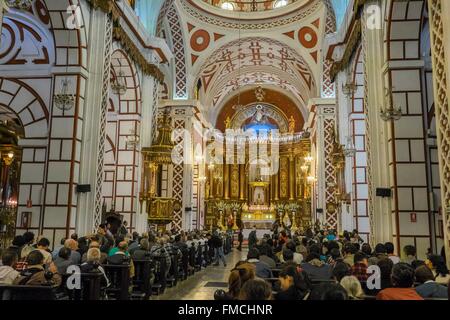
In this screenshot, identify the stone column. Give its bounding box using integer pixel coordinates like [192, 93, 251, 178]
[77, 8, 113, 235]
[314, 100, 337, 229]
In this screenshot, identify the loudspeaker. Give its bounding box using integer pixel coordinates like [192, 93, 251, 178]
[376, 188, 392, 198]
[76, 184, 91, 193]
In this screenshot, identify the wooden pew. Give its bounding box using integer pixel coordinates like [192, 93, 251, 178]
[64, 271, 103, 300]
[131, 259, 154, 300]
[152, 256, 168, 295]
[0, 285, 56, 300]
[103, 264, 130, 300]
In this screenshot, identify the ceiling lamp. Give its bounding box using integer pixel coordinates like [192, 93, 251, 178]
[111, 70, 127, 96]
[343, 136, 356, 157]
[54, 79, 75, 111]
[380, 88, 402, 121]
[221, 1, 234, 10]
[273, 0, 288, 9]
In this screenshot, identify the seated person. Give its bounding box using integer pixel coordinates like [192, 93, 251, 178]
[276, 263, 311, 300]
[132, 239, 151, 260]
[53, 247, 73, 274]
[340, 276, 364, 300]
[238, 278, 272, 300]
[351, 252, 369, 282]
[107, 241, 135, 278]
[376, 263, 423, 300]
[224, 262, 255, 300]
[0, 249, 20, 284]
[81, 241, 107, 264]
[258, 245, 276, 269]
[64, 239, 81, 265]
[426, 254, 450, 286]
[309, 282, 348, 300]
[301, 253, 332, 281]
[332, 261, 351, 282]
[402, 245, 417, 266]
[35, 237, 52, 265]
[280, 249, 295, 268]
[246, 248, 273, 279]
[414, 265, 448, 299]
[13, 251, 61, 287]
[81, 248, 110, 288]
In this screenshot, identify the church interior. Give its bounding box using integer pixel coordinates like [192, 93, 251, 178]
[0, 0, 449, 302]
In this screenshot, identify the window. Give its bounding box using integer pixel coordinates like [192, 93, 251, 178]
[273, 0, 288, 9]
[221, 1, 234, 10]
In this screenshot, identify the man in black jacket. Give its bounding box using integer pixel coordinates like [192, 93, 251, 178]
[207, 232, 226, 267]
[248, 226, 257, 250]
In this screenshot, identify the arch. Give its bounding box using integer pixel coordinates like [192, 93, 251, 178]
[0, 78, 49, 139]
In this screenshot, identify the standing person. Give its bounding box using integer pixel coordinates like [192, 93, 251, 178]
[208, 232, 226, 267]
[248, 225, 257, 250]
[237, 229, 244, 251]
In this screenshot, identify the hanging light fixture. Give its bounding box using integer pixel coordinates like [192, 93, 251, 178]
[343, 136, 356, 157]
[54, 79, 75, 111]
[5, 0, 33, 10]
[380, 88, 402, 121]
[111, 70, 127, 96]
[342, 66, 357, 98]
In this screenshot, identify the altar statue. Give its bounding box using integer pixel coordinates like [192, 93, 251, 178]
[225, 116, 232, 129]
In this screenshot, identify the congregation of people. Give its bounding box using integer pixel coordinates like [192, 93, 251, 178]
[217, 226, 450, 301]
[0, 222, 233, 300]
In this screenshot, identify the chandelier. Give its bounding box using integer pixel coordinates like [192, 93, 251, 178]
[54, 79, 75, 111]
[380, 88, 402, 121]
[342, 68, 357, 98]
[125, 129, 140, 148]
[111, 70, 127, 96]
[5, 0, 33, 10]
[343, 136, 356, 157]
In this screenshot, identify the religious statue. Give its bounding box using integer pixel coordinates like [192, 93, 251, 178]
[224, 116, 232, 129]
[289, 116, 295, 134]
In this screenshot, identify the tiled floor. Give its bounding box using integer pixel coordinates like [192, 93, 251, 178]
[152, 248, 247, 300]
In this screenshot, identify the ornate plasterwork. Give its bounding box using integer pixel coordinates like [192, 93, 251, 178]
[180, 0, 321, 30]
[230, 103, 289, 132]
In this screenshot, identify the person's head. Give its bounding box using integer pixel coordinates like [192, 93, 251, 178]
[340, 276, 364, 299]
[118, 241, 128, 252]
[411, 259, 425, 270]
[354, 252, 368, 266]
[316, 283, 348, 300]
[305, 252, 320, 263]
[26, 250, 44, 266]
[253, 225, 256, 231]
[377, 258, 394, 283]
[228, 263, 256, 298]
[70, 233, 78, 241]
[22, 231, 35, 245]
[60, 237, 66, 245]
[374, 243, 387, 255]
[391, 263, 415, 288]
[361, 243, 372, 256]
[132, 231, 139, 241]
[140, 238, 150, 251]
[426, 254, 449, 276]
[343, 243, 357, 256]
[37, 237, 50, 249]
[1, 249, 18, 267]
[58, 247, 72, 260]
[282, 249, 294, 262]
[332, 261, 351, 282]
[64, 239, 78, 251]
[330, 248, 341, 260]
[308, 244, 321, 255]
[86, 248, 101, 263]
[278, 263, 310, 295]
[285, 241, 296, 252]
[247, 248, 260, 260]
[403, 245, 416, 257]
[12, 235, 25, 247]
[385, 242, 395, 255]
[238, 278, 272, 300]
[89, 241, 100, 249]
[414, 265, 435, 284]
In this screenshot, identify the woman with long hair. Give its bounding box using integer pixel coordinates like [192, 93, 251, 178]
[276, 262, 311, 300]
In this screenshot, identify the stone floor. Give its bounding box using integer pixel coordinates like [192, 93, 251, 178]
[152, 248, 247, 300]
